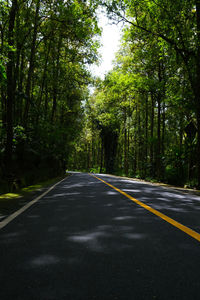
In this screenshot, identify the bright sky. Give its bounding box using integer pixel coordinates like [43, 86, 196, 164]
[90, 12, 122, 79]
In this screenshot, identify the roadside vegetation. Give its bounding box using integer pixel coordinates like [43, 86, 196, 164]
[0, 175, 66, 218]
[68, 0, 200, 189]
[0, 0, 100, 192]
[1, 0, 200, 193]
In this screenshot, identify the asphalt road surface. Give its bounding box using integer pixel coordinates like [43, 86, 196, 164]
[0, 172, 200, 300]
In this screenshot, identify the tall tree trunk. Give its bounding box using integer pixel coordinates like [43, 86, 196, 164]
[37, 40, 51, 110]
[24, 0, 40, 126]
[157, 95, 161, 179]
[102, 128, 118, 174]
[0, 9, 6, 125]
[156, 62, 162, 180]
[5, 0, 18, 183]
[51, 36, 62, 122]
[124, 107, 128, 176]
[44, 81, 49, 119]
[13, 8, 21, 125]
[161, 101, 165, 156]
[150, 92, 155, 176]
[195, 0, 200, 187]
[87, 143, 90, 170]
[91, 123, 95, 167]
[18, 49, 25, 123]
[137, 103, 141, 174]
[127, 112, 130, 173]
[145, 94, 148, 176]
[100, 139, 103, 173]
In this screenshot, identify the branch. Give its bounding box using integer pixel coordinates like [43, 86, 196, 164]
[114, 13, 195, 60]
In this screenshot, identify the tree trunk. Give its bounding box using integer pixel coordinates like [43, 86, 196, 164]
[5, 0, 18, 183]
[145, 94, 148, 176]
[157, 95, 161, 179]
[156, 62, 162, 180]
[24, 0, 40, 126]
[37, 39, 51, 109]
[100, 139, 103, 173]
[102, 128, 118, 174]
[124, 107, 128, 176]
[195, 0, 200, 187]
[137, 103, 141, 174]
[44, 81, 48, 118]
[51, 36, 62, 122]
[161, 101, 165, 156]
[13, 8, 21, 125]
[150, 92, 155, 176]
[18, 49, 25, 123]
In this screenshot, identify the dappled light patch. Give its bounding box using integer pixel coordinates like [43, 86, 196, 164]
[124, 233, 146, 240]
[46, 193, 69, 198]
[26, 214, 40, 219]
[68, 232, 106, 243]
[30, 255, 61, 267]
[67, 223, 147, 253]
[1, 173, 200, 300]
[62, 183, 85, 189]
[160, 192, 187, 199]
[113, 216, 136, 221]
[103, 176, 200, 209]
[48, 226, 59, 233]
[95, 174, 200, 233]
[156, 197, 172, 202]
[0, 193, 21, 199]
[65, 192, 81, 196]
[104, 203, 113, 207]
[123, 189, 141, 193]
[0, 177, 66, 222]
[106, 190, 118, 195]
[0, 230, 28, 245]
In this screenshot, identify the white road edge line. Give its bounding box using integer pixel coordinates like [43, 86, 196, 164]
[0, 176, 68, 230]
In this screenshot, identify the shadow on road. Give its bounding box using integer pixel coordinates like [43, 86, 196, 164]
[1, 173, 200, 300]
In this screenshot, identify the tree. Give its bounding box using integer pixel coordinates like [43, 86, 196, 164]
[0, 0, 100, 191]
[102, 0, 200, 186]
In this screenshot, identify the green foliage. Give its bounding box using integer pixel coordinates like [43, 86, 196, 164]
[0, 0, 101, 191]
[70, 0, 200, 188]
[1, 0, 200, 189]
[0, 60, 6, 83]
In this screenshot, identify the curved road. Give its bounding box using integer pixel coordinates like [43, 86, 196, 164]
[0, 172, 200, 300]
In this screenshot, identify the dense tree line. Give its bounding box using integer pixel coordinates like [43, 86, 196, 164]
[1, 0, 200, 192]
[0, 0, 100, 192]
[71, 0, 200, 188]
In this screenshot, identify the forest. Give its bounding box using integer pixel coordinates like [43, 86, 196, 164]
[1, 0, 200, 193]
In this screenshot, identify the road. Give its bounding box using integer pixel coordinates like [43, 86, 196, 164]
[0, 172, 200, 300]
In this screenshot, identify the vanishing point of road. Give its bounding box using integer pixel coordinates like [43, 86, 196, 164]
[0, 172, 200, 300]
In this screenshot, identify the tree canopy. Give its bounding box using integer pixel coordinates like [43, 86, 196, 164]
[69, 0, 200, 188]
[0, 0, 100, 191]
[1, 0, 200, 191]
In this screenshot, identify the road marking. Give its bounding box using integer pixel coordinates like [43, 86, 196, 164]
[0, 176, 69, 230]
[93, 175, 200, 243]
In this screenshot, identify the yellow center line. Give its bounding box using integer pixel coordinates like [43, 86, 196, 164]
[93, 175, 200, 243]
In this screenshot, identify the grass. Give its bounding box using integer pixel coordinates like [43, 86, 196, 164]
[0, 175, 66, 220]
